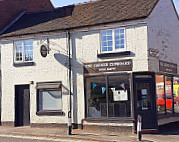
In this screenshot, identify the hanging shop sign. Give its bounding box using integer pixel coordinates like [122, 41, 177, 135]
[84, 59, 133, 74]
[159, 60, 177, 74]
[40, 45, 48, 57]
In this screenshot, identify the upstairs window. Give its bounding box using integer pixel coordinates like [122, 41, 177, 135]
[14, 40, 33, 62]
[101, 28, 125, 52]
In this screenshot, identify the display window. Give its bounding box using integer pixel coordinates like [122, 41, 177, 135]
[156, 75, 165, 114]
[156, 75, 179, 115]
[165, 76, 173, 114]
[85, 74, 131, 118]
[173, 77, 179, 113]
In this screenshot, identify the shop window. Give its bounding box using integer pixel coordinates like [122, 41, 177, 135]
[173, 77, 179, 113]
[86, 76, 107, 118]
[101, 28, 125, 53]
[165, 76, 173, 114]
[85, 74, 131, 118]
[108, 75, 131, 117]
[14, 40, 33, 63]
[36, 82, 64, 116]
[156, 75, 165, 114]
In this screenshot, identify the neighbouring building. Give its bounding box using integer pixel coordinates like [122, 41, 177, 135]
[0, 0, 54, 33]
[0, 0, 53, 125]
[0, 0, 179, 133]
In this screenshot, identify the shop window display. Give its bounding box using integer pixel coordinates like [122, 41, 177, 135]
[156, 75, 165, 114]
[86, 76, 107, 118]
[85, 74, 131, 118]
[173, 77, 179, 113]
[108, 75, 131, 117]
[165, 76, 173, 114]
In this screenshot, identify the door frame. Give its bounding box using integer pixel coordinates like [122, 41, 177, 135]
[132, 72, 158, 131]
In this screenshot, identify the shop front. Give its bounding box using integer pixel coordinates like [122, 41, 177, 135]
[83, 59, 158, 132]
[155, 60, 179, 125]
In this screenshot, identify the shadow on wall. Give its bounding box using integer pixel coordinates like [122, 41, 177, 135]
[54, 36, 84, 125]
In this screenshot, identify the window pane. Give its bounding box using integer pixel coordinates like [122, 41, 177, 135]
[108, 75, 131, 117]
[120, 29, 124, 33]
[101, 30, 113, 52]
[16, 53, 20, 61]
[156, 75, 165, 114]
[108, 47, 112, 51]
[108, 41, 113, 46]
[174, 77, 179, 113]
[15, 41, 23, 46]
[102, 42, 107, 47]
[165, 76, 172, 114]
[120, 34, 124, 38]
[102, 36, 107, 41]
[107, 30, 112, 35]
[25, 52, 29, 61]
[101, 31, 106, 36]
[115, 45, 119, 49]
[107, 36, 112, 40]
[121, 39, 125, 44]
[85, 76, 107, 118]
[115, 29, 125, 50]
[115, 30, 119, 35]
[24, 40, 33, 61]
[115, 36, 119, 40]
[24, 40, 33, 46]
[15, 43, 23, 61]
[29, 52, 33, 61]
[115, 41, 120, 45]
[136, 83, 152, 111]
[39, 90, 62, 111]
[119, 45, 124, 49]
[102, 47, 107, 51]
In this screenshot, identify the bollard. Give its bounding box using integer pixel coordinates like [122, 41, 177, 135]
[67, 111, 72, 135]
[137, 115, 142, 141]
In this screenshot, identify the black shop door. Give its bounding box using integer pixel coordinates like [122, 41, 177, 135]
[133, 73, 158, 131]
[15, 85, 30, 126]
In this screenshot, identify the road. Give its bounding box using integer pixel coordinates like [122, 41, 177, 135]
[0, 137, 52, 142]
[0, 135, 85, 142]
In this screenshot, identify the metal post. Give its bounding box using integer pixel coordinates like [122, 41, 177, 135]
[67, 31, 72, 135]
[137, 115, 142, 141]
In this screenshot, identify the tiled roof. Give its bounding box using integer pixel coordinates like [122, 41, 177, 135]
[1, 0, 159, 38]
[0, 0, 54, 32]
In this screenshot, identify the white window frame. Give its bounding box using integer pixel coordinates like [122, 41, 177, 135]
[14, 39, 34, 63]
[100, 28, 126, 53]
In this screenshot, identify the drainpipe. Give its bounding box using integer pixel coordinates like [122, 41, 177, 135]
[67, 31, 72, 135]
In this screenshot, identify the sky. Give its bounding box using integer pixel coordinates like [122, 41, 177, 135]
[174, 0, 179, 13]
[50, 0, 179, 14]
[50, 0, 91, 7]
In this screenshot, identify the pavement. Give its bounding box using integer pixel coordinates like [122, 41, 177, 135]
[0, 126, 179, 142]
